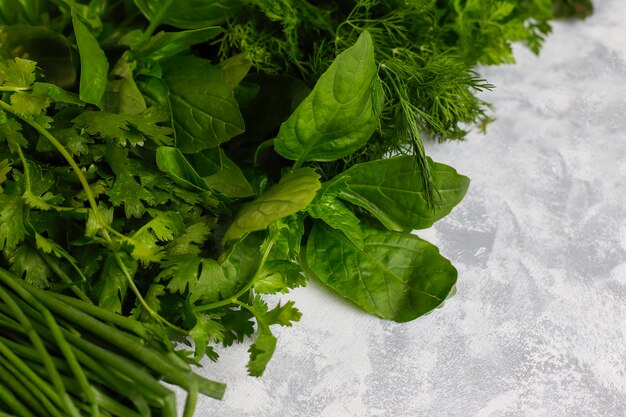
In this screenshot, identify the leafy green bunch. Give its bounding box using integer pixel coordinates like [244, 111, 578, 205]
[0, 1, 591, 415]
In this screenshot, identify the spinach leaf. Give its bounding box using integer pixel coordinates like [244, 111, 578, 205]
[274, 31, 379, 166]
[306, 222, 457, 322]
[134, 0, 244, 29]
[224, 168, 321, 241]
[161, 56, 244, 153]
[71, 10, 109, 108]
[156, 146, 209, 191]
[308, 193, 364, 249]
[334, 156, 470, 231]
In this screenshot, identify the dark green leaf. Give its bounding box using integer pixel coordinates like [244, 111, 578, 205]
[161, 56, 244, 153]
[0, 193, 25, 250]
[8, 243, 51, 287]
[95, 251, 138, 313]
[335, 156, 470, 231]
[156, 146, 209, 191]
[306, 222, 457, 322]
[0, 25, 75, 87]
[187, 148, 254, 198]
[72, 10, 109, 107]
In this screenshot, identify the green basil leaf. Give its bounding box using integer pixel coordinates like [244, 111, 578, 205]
[161, 56, 244, 153]
[306, 222, 457, 322]
[132, 27, 222, 62]
[134, 0, 244, 29]
[274, 31, 378, 165]
[308, 194, 364, 249]
[335, 156, 470, 231]
[217, 53, 251, 88]
[156, 146, 209, 191]
[71, 10, 109, 108]
[224, 168, 321, 241]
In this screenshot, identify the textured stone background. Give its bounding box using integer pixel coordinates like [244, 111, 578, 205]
[193, 2, 626, 415]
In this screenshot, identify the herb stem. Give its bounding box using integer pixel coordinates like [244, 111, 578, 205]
[195, 232, 279, 313]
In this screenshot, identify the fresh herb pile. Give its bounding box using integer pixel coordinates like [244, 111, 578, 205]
[0, 1, 590, 415]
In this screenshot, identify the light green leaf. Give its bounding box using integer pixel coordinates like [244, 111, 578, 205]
[32, 83, 83, 105]
[0, 57, 36, 88]
[263, 300, 302, 327]
[161, 56, 244, 153]
[190, 314, 225, 361]
[334, 156, 470, 231]
[306, 222, 457, 322]
[274, 31, 379, 165]
[247, 332, 276, 377]
[308, 193, 364, 249]
[134, 0, 244, 29]
[224, 168, 321, 241]
[10, 92, 50, 117]
[217, 53, 251, 88]
[72, 10, 109, 107]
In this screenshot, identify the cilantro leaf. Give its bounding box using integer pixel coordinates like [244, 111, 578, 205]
[0, 58, 37, 88]
[247, 332, 277, 377]
[107, 173, 155, 218]
[0, 193, 26, 250]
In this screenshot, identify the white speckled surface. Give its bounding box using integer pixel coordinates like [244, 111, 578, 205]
[193, 3, 626, 416]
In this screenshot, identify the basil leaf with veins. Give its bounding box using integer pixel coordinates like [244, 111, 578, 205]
[161, 56, 244, 153]
[333, 156, 470, 231]
[224, 168, 321, 241]
[305, 221, 457, 322]
[274, 31, 379, 166]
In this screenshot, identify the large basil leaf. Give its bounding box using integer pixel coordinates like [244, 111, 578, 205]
[224, 169, 321, 241]
[134, 0, 243, 29]
[335, 156, 469, 231]
[274, 31, 378, 165]
[306, 222, 457, 322]
[161, 56, 244, 153]
[72, 10, 108, 108]
[131, 27, 222, 62]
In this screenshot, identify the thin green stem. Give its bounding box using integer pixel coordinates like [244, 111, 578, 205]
[143, 0, 174, 37]
[195, 232, 279, 313]
[0, 286, 79, 417]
